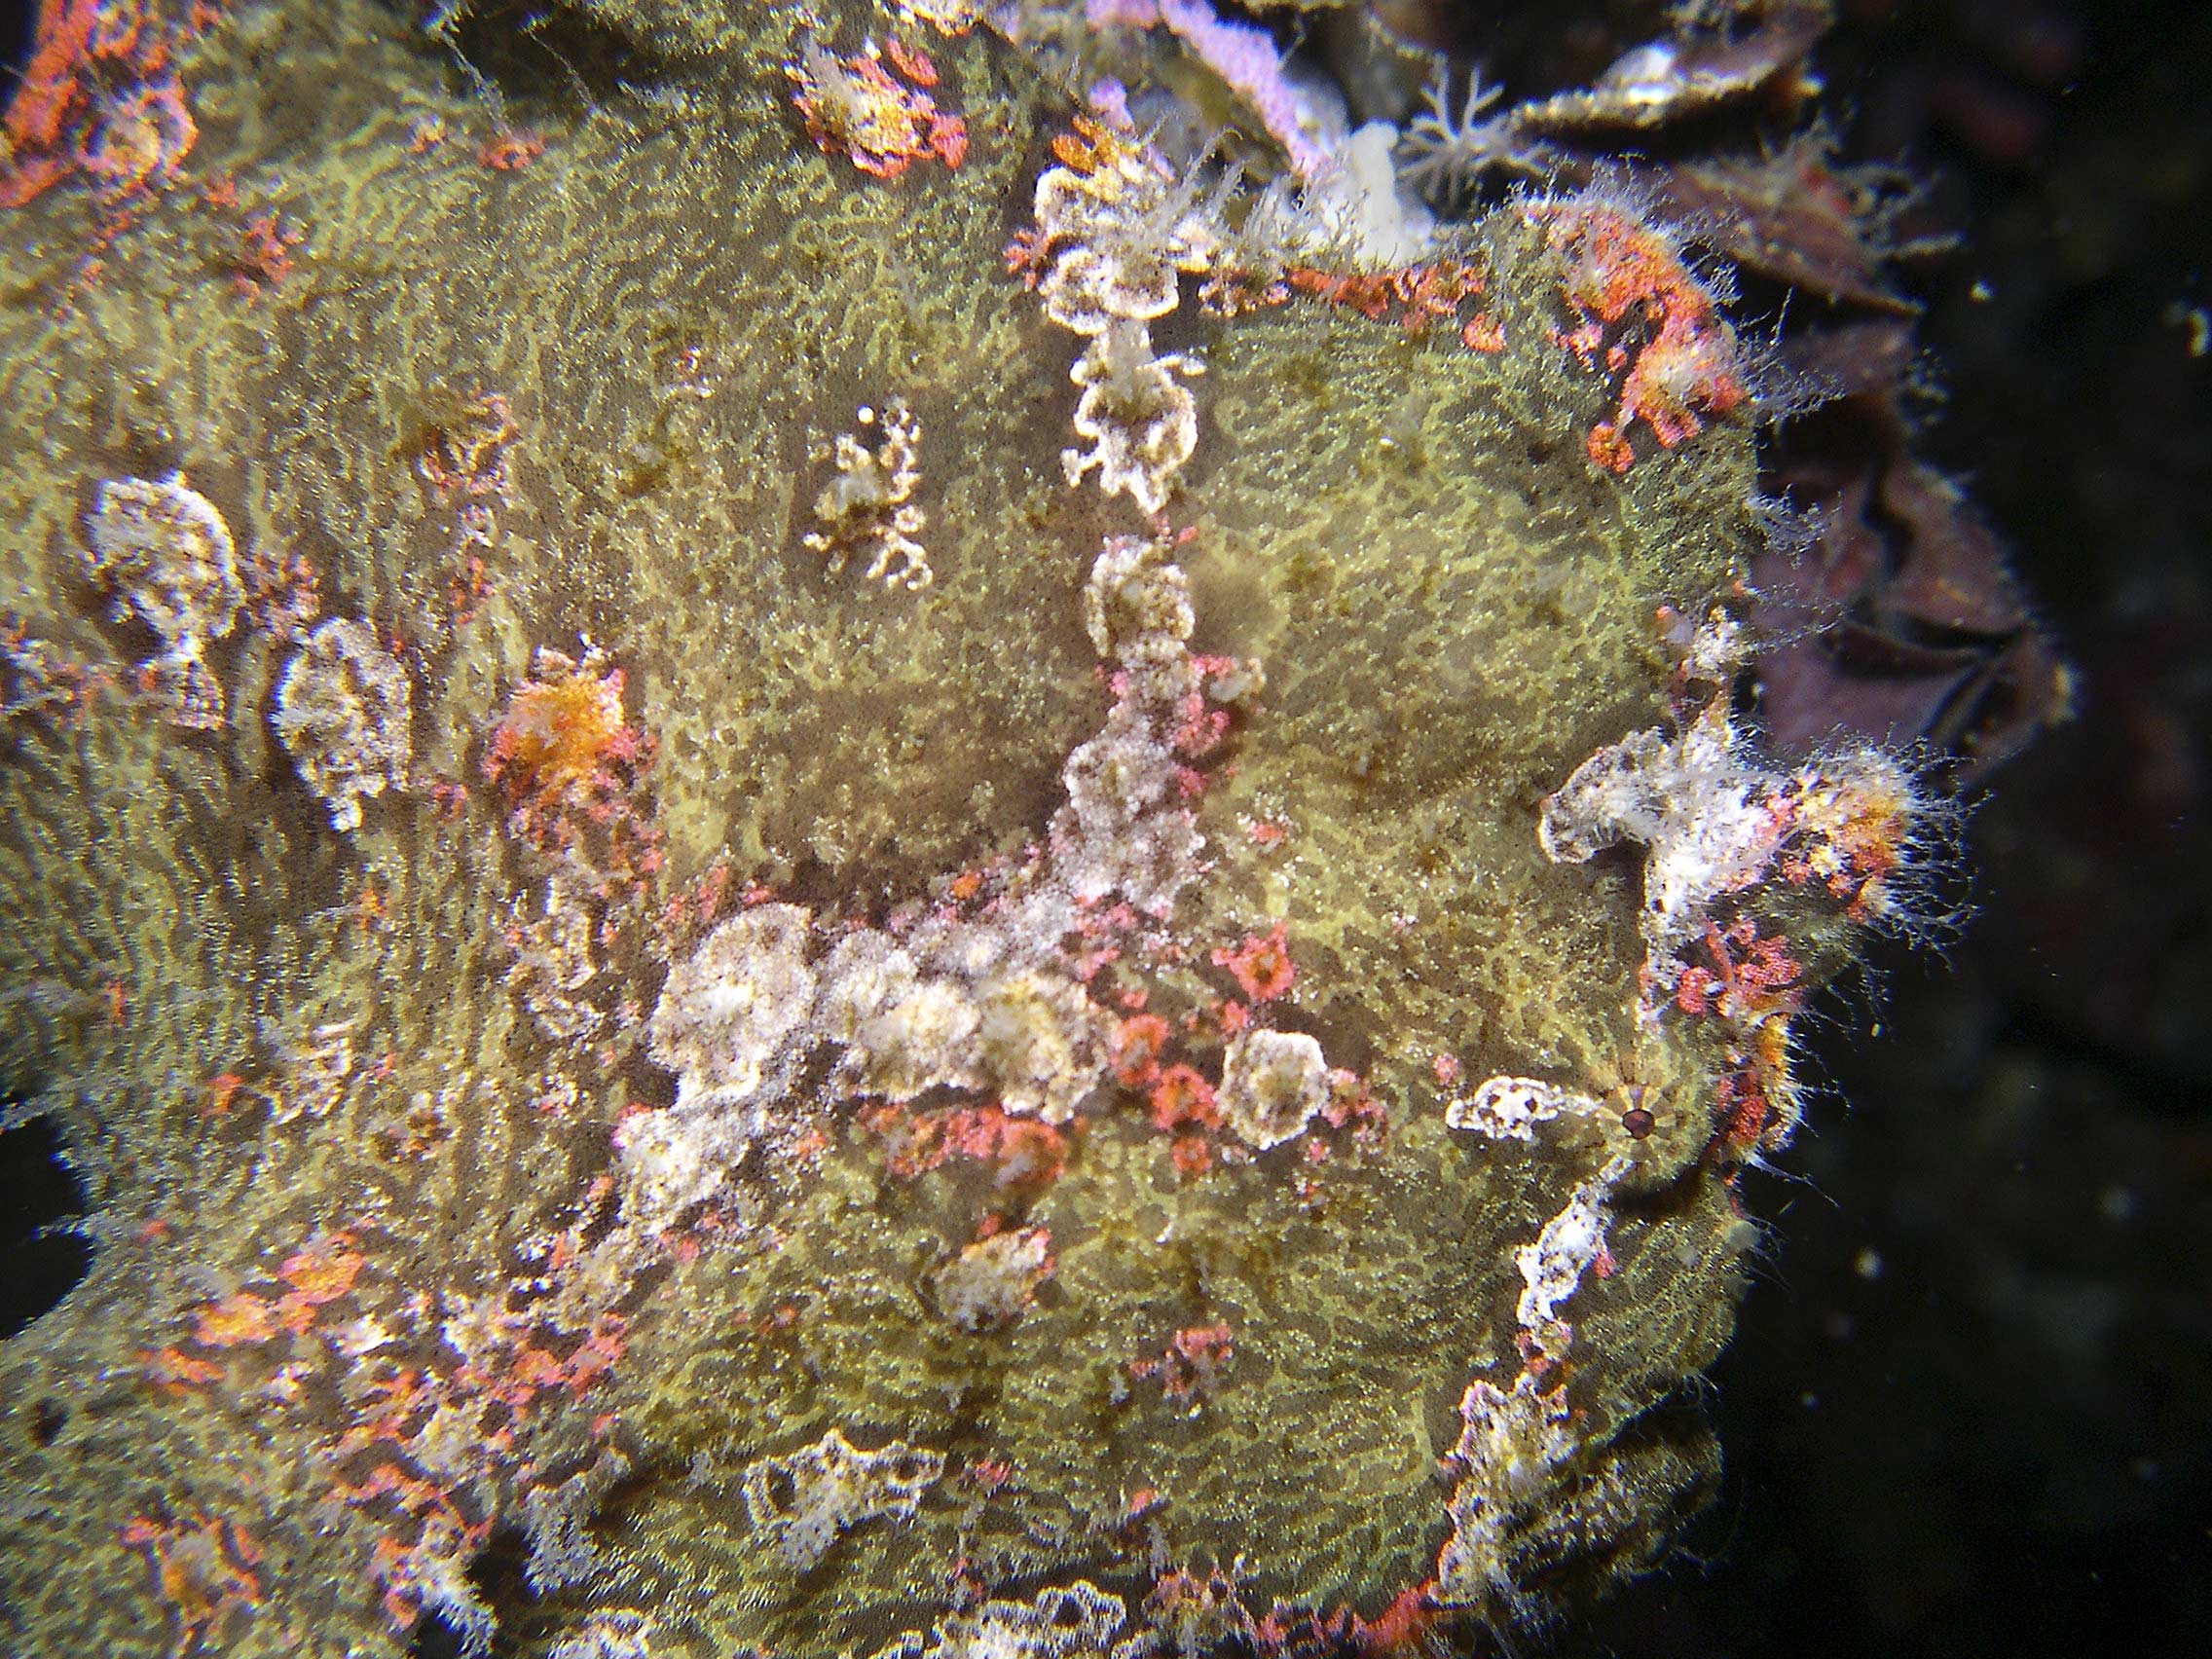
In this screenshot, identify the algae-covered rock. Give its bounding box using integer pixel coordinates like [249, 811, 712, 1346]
[0, 4, 1935, 1656]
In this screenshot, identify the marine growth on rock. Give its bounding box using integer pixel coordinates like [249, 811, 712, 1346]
[0, 4, 1972, 1658]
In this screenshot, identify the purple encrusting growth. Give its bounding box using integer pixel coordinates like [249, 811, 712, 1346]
[1084, 0, 1331, 174]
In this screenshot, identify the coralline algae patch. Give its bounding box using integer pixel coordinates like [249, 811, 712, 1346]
[0, 4, 1910, 1658]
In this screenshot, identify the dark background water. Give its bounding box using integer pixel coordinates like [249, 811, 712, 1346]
[2, 2, 2205, 1656]
[1586, 1, 2212, 1653]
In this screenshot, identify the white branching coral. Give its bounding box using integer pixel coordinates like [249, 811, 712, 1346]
[1083, 526, 1194, 679]
[547, 1609, 655, 1659]
[647, 903, 818, 1114]
[1396, 65, 1532, 204]
[1052, 534, 1209, 911]
[634, 914, 1102, 1222]
[741, 1427, 944, 1570]
[870, 1581, 1132, 1659]
[819, 935, 981, 1102]
[272, 617, 412, 831]
[1019, 121, 1229, 514]
[932, 1226, 1052, 1333]
[833, 936, 1103, 1118]
[81, 471, 245, 728]
[1444, 1075, 1605, 1142]
[1061, 318, 1204, 517]
[631, 907, 798, 1185]
[1030, 124, 1224, 336]
[1397, 27, 1779, 208]
[977, 968, 1110, 1123]
[626, 535, 1235, 1223]
[804, 400, 930, 590]
[1431, 1148, 1631, 1604]
[625, 903, 819, 1225]
[1540, 705, 1780, 971]
[1217, 1028, 1328, 1150]
[503, 878, 604, 1044]
[642, 907, 1115, 1161]
[1054, 707, 1198, 913]
[1433, 1371, 1576, 1610]
[1531, 610, 1942, 1164]
[1540, 698, 1936, 997]
[1515, 1170, 1619, 1334]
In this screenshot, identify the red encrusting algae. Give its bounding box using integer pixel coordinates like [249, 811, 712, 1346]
[1529, 191, 1750, 472]
[787, 35, 969, 180]
[1, 1, 220, 208]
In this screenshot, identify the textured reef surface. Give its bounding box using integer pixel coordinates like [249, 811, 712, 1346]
[0, 3, 1962, 1656]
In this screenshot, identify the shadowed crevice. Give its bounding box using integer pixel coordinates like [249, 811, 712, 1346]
[0, 1108, 92, 1340]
